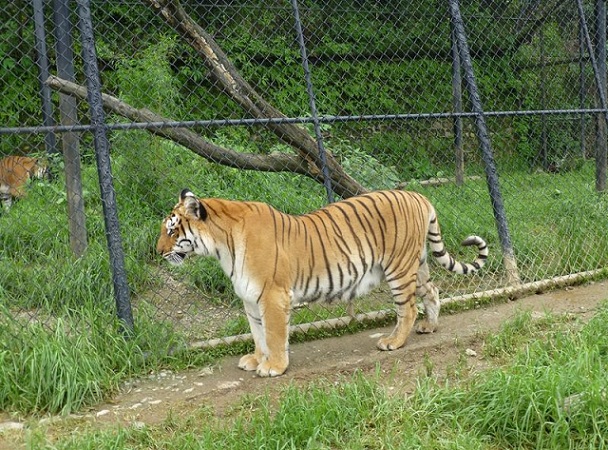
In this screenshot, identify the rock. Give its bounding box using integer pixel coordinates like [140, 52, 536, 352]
[0, 422, 24, 432]
[217, 381, 241, 390]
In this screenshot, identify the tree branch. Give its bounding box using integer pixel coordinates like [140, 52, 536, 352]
[145, 0, 367, 198]
[46, 75, 307, 174]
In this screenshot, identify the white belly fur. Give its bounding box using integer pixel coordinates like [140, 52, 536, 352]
[290, 264, 385, 306]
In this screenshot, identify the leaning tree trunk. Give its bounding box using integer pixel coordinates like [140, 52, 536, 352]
[145, 0, 366, 199]
[46, 76, 325, 178]
[47, 75, 372, 196]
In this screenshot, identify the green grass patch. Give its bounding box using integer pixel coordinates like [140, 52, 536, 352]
[0, 303, 213, 416]
[0, 311, 131, 415]
[2, 130, 608, 418]
[29, 303, 608, 449]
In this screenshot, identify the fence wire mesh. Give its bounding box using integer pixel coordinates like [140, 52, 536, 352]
[1, 0, 607, 348]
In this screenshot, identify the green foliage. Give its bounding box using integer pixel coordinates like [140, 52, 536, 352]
[0, 308, 129, 415]
[329, 135, 400, 190]
[0, 9, 43, 151]
[1, 0, 607, 422]
[112, 35, 181, 117]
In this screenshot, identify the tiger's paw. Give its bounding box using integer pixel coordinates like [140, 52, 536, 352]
[256, 360, 287, 377]
[376, 336, 406, 351]
[238, 354, 260, 372]
[416, 320, 438, 334]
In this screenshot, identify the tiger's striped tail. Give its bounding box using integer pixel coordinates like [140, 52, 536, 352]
[427, 211, 488, 275]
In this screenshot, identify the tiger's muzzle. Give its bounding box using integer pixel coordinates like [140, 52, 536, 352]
[163, 251, 187, 265]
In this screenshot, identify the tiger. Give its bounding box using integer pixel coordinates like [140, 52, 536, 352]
[157, 189, 488, 377]
[0, 155, 50, 210]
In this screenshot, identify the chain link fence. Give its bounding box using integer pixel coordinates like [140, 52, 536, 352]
[1, 0, 607, 350]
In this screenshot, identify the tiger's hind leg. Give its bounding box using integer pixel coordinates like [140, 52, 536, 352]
[415, 260, 440, 334]
[377, 270, 419, 351]
[0, 188, 12, 211]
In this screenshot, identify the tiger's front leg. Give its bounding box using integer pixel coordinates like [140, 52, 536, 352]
[239, 290, 291, 377]
[258, 290, 291, 377]
[238, 301, 265, 372]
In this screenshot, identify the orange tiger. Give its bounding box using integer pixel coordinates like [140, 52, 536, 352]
[0, 156, 50, 209]
[157, 189, 488, 377]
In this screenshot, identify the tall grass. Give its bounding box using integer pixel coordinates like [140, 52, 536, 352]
[0, 310, 126, 415]
[1, 130, 608, 417]
[30, 303, 608, 449]
[411, 305, 608, 449]
[0, 301, 206, 415]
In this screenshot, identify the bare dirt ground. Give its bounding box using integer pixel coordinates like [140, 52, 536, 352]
[0, 281, 606, 447]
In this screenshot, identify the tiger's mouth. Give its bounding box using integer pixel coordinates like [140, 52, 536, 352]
[164, 251, 187, 265]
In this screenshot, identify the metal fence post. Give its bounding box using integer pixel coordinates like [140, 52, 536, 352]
[450, 21, 464, 186]
[576, 0, 608, 193]
[448, 0, 521, 285]
[580, 17, 587, 159]
[76, 0, 134, 333]
[290, 0, 334, 203]
[594, 0, 607, 192]
[540, 26, 548, 170]
[32, 0, 57, 155]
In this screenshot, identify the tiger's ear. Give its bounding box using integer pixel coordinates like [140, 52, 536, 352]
[180, 189, 208, 221]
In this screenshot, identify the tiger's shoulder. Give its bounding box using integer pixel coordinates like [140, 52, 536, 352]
[201, 197, 278, 217]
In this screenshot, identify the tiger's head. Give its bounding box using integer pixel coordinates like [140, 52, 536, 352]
[30, 158, 51, 181]
[0, 155, 50, 184]
[157, 189, 210, 265]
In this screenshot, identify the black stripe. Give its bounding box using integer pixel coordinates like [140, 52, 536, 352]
[318, 209, 353, 255]
[309, 218, 334, 294]
[269, 207, 281, 279]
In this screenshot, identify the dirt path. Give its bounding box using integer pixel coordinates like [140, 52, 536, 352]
[0, 281, 606, 446]
[88, 281, 607, 424]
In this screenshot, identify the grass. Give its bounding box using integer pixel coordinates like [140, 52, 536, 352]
[24, 302, 608, 449]
[0, 307, 236, 417]
[0, 313, 125, 415]
[0, 304, 193, 416]
[1, 130, 608, 417]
